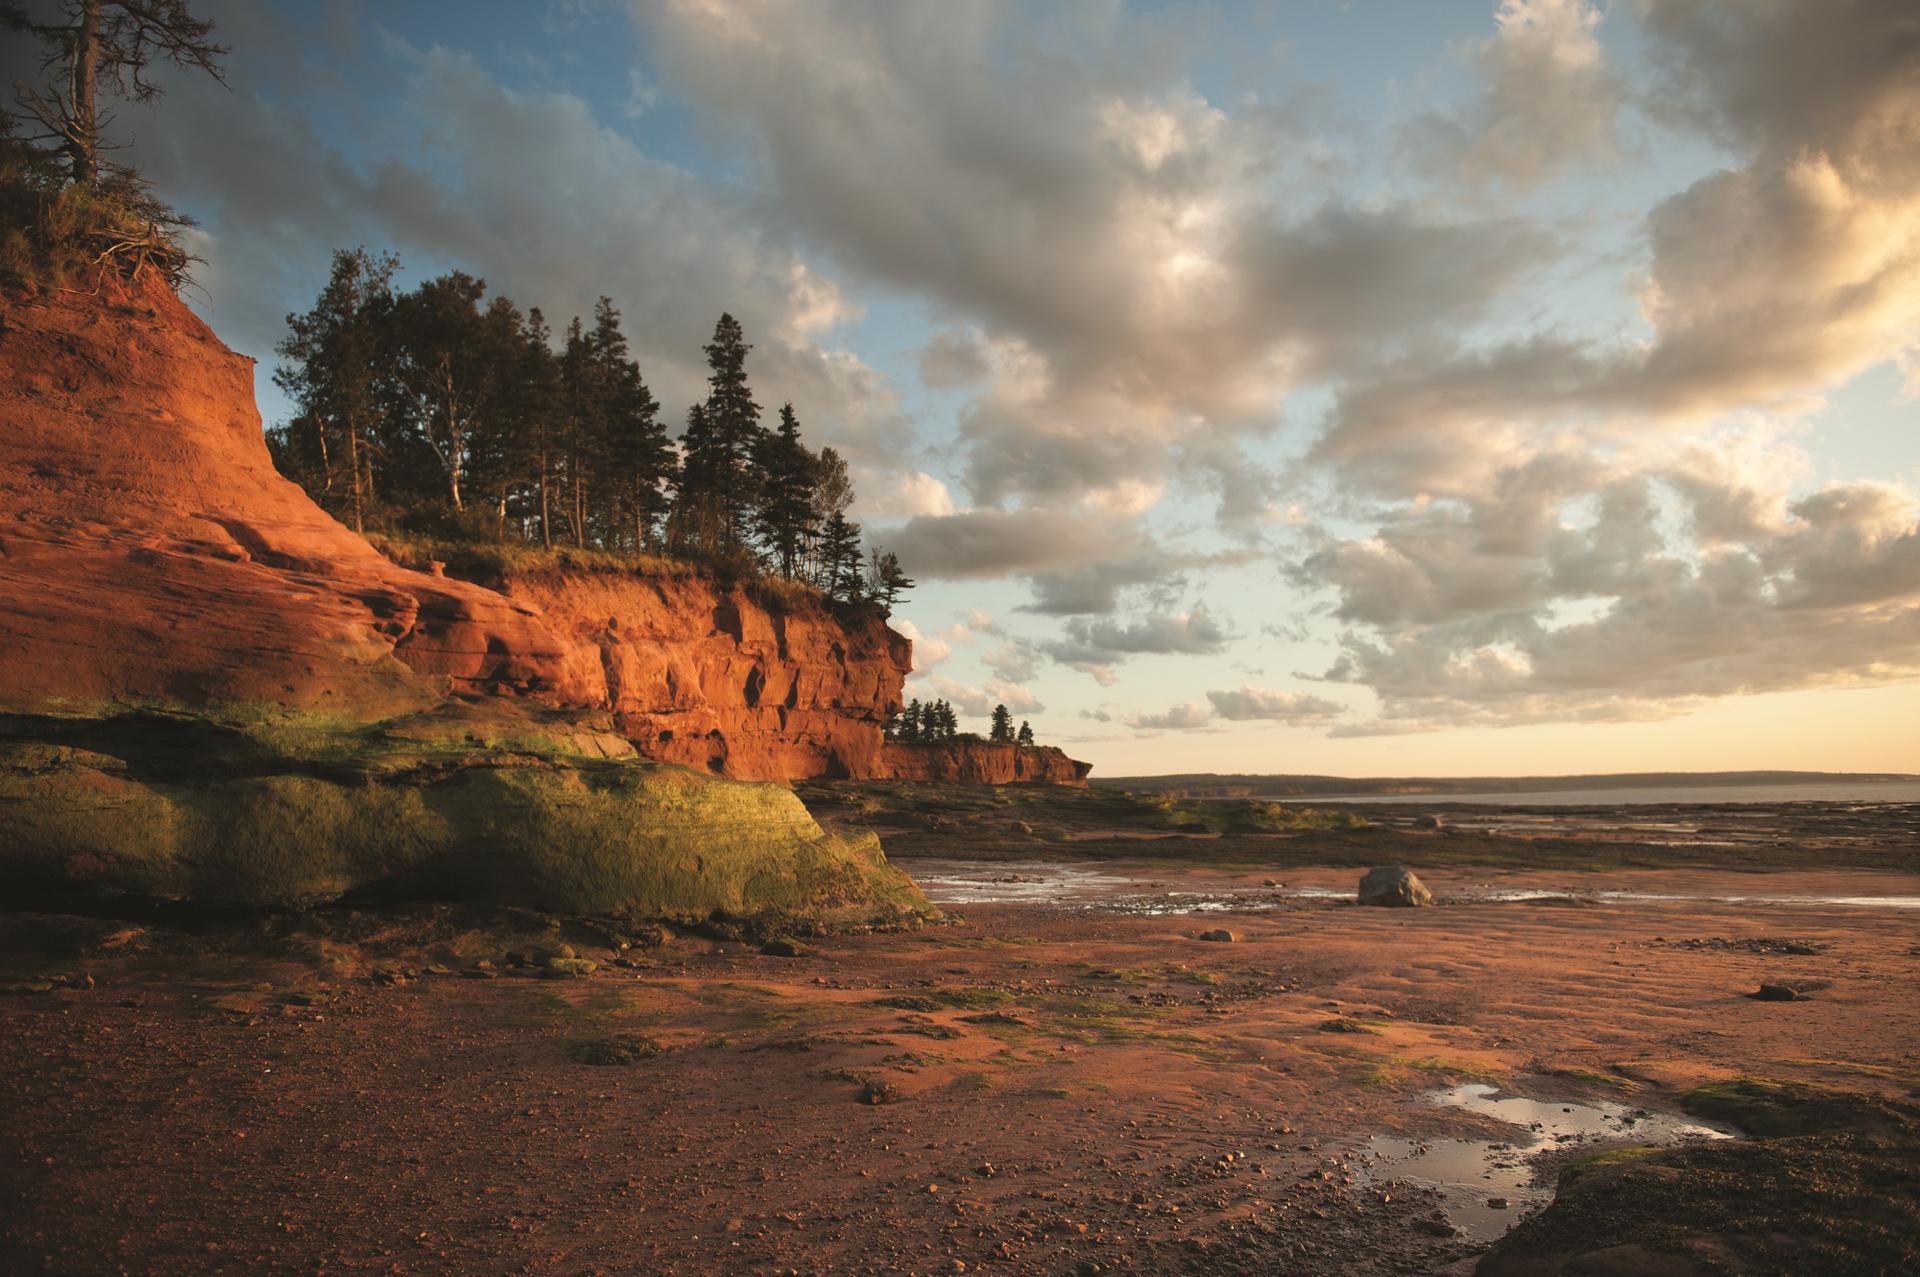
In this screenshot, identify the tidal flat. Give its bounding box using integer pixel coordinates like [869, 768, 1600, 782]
[3, 802, 1916, 1275]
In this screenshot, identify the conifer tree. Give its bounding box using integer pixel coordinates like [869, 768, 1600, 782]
[674, 312, 763, 555]
[273, 247, 397, 534]
[989, 703, 1013, 743]
[819, 511, 865, 603]
[591, 298, 672, 551]
[1016, 721, 1034, 747]
[868, 549, 913, 611]
[754, 403, 818, 577]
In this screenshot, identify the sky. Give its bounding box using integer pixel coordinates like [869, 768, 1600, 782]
[56, 0, 1920, 776]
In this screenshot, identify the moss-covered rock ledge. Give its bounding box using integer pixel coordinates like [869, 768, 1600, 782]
[0, 709, 932, 923]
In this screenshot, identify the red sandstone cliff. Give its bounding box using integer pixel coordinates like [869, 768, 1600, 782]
[880, 741, 1091, 785]
[0, 278, 908, 780]
[0, 278, 1088, 786]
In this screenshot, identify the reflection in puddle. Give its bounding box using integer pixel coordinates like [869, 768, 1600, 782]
[1353, 1084, 1732, 1243]
[910, 861, 1920, 914]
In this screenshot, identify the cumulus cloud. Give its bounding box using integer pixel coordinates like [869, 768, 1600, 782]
[879, 509, 1149, 581]
[1320, 0, 1920, 499]
[1306, 447, 1920, 732]
[919, 675, 1044, 719]
[1205, 686, 1344, 723]
[887, 618, 951, 676]
[641, 0, 1554, 578]
[1130, 702, 1214, 731]
[1399, 0, 1622, 190]
[1044, 604, 1233, 676]
[1129, 686, 1342, 732]
[1289, 1, 1920, 732]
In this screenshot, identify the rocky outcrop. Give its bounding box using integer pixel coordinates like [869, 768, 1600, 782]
[0, 710, 925, 919]
[879, 741, 1091, 785]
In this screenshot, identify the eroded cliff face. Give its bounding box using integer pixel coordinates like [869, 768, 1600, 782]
[0, 277, 930, 918]
[457, 571, 909, 781]
[0, 276, 911, 782]
[880, 742, 1092, 785]
[0, 275, 578, 721]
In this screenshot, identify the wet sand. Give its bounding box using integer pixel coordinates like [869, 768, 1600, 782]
[3, 863, 1917, 1275]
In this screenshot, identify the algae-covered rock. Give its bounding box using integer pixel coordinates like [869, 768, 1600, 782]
[0, 711, 933, 924]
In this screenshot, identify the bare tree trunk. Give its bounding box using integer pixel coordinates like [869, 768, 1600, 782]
[345, 415, 365, 534]
[572, 453, 586, 548]
[70, 0, 100, 184]
[313, 417, 333, 495]
[538, 442, 552, 549]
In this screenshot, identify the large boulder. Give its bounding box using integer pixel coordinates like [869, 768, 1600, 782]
[1358, 864, 1433, 907]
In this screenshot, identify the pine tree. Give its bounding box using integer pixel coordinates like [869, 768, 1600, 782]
[1016, 721, 1034, 747]
[989, 704, 1013, 743]
[819, 511, 865, 603]
[900, 699, 923, 743]
[673, 312, 764, 556]
[510, 307, 563, 547]
[274, 247, 397, 534]
[592, 298, 672, 552]
[754, 403, 818, 577]
[557, 315, 611, 547]
[868, 549, 913, 611]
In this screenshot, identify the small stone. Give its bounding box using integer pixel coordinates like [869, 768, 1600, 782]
[1486, 1197, 1510, 1209]
[1197, 928, 1236, 943]
[541, 957, 598, 979]
[859, 1079, 898, 1105]
[1749, 983, 1805, 1002]
[760, 938, 809, 958]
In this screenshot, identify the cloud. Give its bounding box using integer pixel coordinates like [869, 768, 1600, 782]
[1130, 701, 1213, 731]
[1305, 451, 1920, 732]
[1128, 685, 1343, 732]
[887, 618, 951, 676]
[919, 675, 1043, 719]
[641, 0, 1555, 564]
[1205, 686, 1344, 723]
[879, 509, 1148, 580]
[1398, 0, 1622, 190]
[1044, 604, 1233, 671]
[919, 330, 991, 389]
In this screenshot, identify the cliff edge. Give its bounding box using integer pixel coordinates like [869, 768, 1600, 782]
[0, 277, 927, 919]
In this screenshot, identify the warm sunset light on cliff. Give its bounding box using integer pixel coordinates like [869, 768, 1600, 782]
[10, 0, 1907, 777]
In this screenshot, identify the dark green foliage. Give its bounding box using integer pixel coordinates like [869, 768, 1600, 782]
[868, 549, 913, 609]
[268, 257, 893, 600]
[1016, 720, 1034, 747]
[755, 403, 819, 578]
[818, 510, 866, 604]
[989, 704, 1013, 743]
[271, 247, 398, 533]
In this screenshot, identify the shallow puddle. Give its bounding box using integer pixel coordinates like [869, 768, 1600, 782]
[1352, 1083, 1732, 1243]
[911, 860, 1920, 914]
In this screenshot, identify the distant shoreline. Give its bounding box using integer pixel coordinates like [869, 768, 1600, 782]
[1096, 770, 1920, 798]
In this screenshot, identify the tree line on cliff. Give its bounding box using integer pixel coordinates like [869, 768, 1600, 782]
[887, 699, 1038, 747]
[267, 248, 913, 610]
